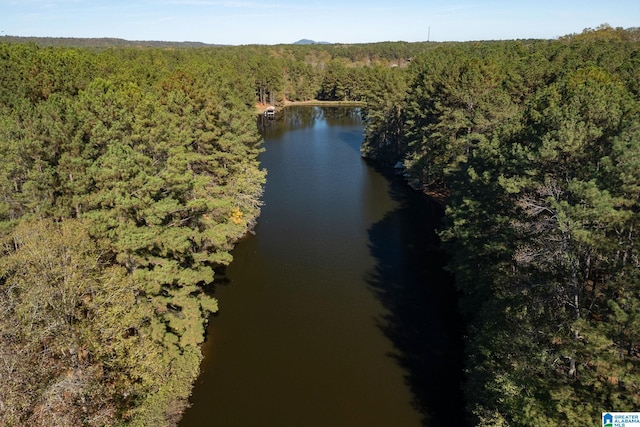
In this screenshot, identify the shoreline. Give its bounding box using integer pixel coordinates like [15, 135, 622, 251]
[256, 99, 365, 114]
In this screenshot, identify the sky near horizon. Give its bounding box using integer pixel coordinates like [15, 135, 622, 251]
[0, 0, 638, 45]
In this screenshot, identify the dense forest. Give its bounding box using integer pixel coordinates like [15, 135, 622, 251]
[0, 39, 433, 426]
[0, 45, 270, 426]
[1, 24, 639, 426]
[362, 24, 640, 425]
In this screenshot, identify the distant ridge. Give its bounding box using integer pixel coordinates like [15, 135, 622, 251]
[293, 39, 330, 45]
[0, 36, 226, 48]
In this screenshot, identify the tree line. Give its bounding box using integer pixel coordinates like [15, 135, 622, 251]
[0, 39, 433, 426]
[2, 25, 638, 426]
[361, 24, 640, 425]
[0, 44, 269, 426]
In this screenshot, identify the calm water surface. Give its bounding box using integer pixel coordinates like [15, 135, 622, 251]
[179, 107, 463, 427]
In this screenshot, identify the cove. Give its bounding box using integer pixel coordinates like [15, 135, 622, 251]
[179, 106, 463, 426]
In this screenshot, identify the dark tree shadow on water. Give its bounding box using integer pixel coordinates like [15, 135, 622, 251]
[366, 166, 465, 427]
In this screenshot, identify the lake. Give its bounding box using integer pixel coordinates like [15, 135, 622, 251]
[179, 106, 463, 427]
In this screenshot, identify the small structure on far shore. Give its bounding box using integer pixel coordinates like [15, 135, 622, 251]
[264, 105, 276, 117]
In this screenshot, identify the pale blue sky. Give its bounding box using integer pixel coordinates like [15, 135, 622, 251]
[1, 0, 638, 45]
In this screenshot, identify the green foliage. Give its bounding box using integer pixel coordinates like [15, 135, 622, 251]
[2, 29, 639, 426]
[363, 28, 640, 426]
[0, 39, 438, 426]
[360, 66, 409, 162]
[0, 219, 166, 426]
[0, 42, 265, 426]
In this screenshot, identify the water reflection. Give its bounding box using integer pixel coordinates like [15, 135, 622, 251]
[181, 107, 463, 427]
[365, 164, 465, 425]
[258, 106, 362, 138]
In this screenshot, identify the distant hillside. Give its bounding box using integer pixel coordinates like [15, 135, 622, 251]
[0, 35, 225, 48]
[293, 39, 330, 45]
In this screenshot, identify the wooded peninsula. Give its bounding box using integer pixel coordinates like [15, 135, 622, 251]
[1, 24, 639, 426]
